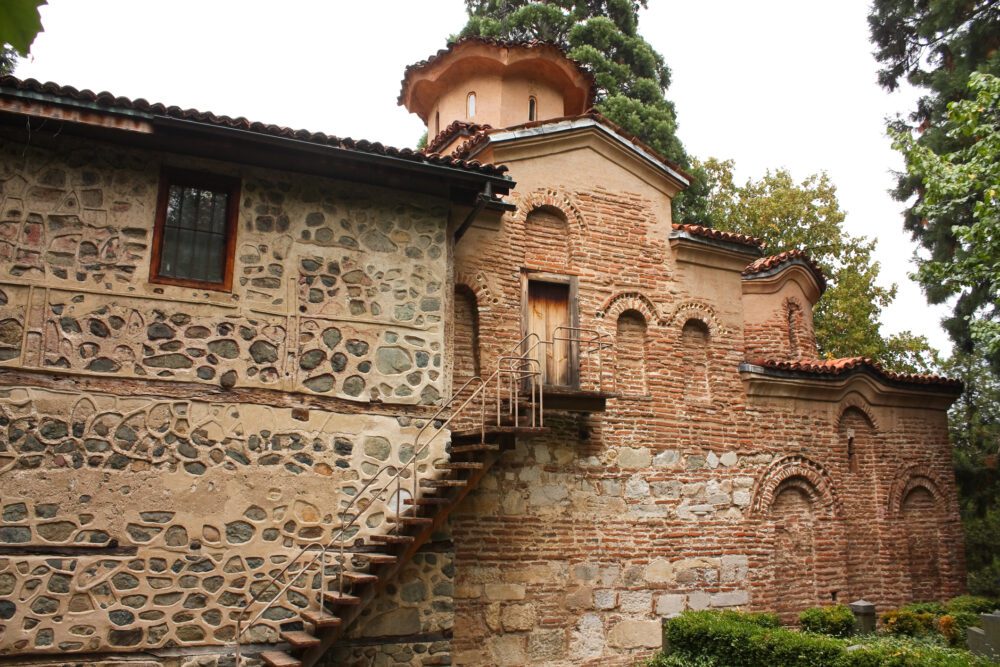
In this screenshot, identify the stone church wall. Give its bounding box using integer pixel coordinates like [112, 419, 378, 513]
[0, 132, 451, 657]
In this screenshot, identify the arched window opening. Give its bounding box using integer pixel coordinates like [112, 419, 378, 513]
[467, 92, 477, 119]
[614, 310, 648, 396]
[681, 318, 710, 402]
[434, 111, 440, 137]
[847, 431, 857, 473]
[528, 96, 537, 121]
[787, 301, 802, 359]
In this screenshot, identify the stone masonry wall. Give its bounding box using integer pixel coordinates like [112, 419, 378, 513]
[0, 132, 452, 657]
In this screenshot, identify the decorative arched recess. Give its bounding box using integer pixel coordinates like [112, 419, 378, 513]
[512, 188, 588, 234]
[681, 318, 711, 402]
[751, 455, 842, 517]
[525, 205, 570, 268]
[596, 291, 661, 325]
[837, 394, 881, 432]
[614, 309, 649, 396]
[455, 270, 501, 308]
[888, 465, 946, 516]
[664, 300, 730, 337]
[889, 465, 947, 602]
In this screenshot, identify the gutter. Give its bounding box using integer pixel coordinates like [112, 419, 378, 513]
[454, 181, 517, 243]
[152, 115, 515, 191]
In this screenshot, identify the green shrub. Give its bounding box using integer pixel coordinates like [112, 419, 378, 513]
[944, 595, 999, 615]
[841, 635, 999, 667]
[880, 609, 938, 638]
[800, 605, 857, 637]
[643, 652, 718, 667]
[664, 610, 844, 667]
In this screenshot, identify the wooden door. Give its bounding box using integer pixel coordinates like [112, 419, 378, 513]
[527, 281, 572, 386]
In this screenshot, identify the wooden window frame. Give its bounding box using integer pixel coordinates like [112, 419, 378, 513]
[149, 168, 240, 292]
[521, 270, 580, 388]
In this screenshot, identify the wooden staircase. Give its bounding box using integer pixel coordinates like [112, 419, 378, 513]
[254, 425, 546, 667]
[235, 328, 611, 667]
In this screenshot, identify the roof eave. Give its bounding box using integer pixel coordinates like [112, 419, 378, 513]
[476, 117, 690, 190]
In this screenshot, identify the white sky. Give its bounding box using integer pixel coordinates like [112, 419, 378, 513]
[13, 0, 951, 353]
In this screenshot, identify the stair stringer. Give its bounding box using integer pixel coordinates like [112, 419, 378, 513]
[299, 448, 501, 667]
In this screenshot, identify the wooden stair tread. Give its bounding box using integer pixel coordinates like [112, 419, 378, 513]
[420, 479, 467, 487]
[260, 651, 300, 667]
[371, 534, 414, 544]
[279, 630, 320, 649]
[387, 516, 434, 525]
[450, 444, 500, 454]
[323, 591, 362, 605]
[352, 552, 397, 564]
[300, 610, 342, 628]
[435, 462, 484, 470]
[404, 497, 450, 506]
[338, 571, 379, 584]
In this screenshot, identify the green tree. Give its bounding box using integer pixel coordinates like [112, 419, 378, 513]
[947, 349, 1000, 597]
[0, 0, 46, 58]
[700, 157, 938, 372]
[869, 0, 999, 355]
[457, 0, 710, 225]
[892, 73, 1000, 367]
[0, 45, 18, 76]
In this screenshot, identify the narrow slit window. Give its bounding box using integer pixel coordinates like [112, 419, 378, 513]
[467, 92, 477, 119]
[151, 169, 239, 291]
[435, 111, 440, 137]
[528, 96, 537, 121]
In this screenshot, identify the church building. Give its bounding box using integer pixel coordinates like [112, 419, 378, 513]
[0, 38, 964, 667]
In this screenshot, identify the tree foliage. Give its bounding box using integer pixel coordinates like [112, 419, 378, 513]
[870, 0, 999, 355]
[0, 0, 46, 57]
[700, 158, 938, 372]
[892, 73, 1000, 368]
[457, 0, 710, 225]
[0, 45, 18, 76]
[947, 349, 1000, 597]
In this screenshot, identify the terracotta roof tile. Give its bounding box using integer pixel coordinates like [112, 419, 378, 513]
[671, 223, 765, 250]
[0, 75, 509, 178]
[425, 120, 492, 155]
[743, 249, 828, 293]
[748, 357, 962, 389]
[399, 37, 597, 109]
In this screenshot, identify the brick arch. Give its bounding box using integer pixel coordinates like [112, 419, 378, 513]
[595, 291, 661, 326]
[664, 300, 728, 336]
[455, 270, 500, 307]
[512, 188, 588, 233]
[888, 465, 946, 515]
[837, 395, 880, 432]
[751, 456, 842, 517]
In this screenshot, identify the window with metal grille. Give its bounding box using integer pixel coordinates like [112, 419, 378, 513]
[150, 169, 239, 290]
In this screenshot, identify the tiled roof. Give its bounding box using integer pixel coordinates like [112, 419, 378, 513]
[747, 358, 962, 389]
[743, 249, 828, 293]
[425, 120, 492, 155]
[451, 111, 693, 184]
[399, 37, 597, 109]
[671, 223, 765, 250]
[0, 75, 509, 178]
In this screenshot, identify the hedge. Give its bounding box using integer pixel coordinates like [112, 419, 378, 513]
[658, 610, 998, 667]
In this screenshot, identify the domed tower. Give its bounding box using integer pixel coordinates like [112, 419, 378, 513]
[399, 38, 595, 150]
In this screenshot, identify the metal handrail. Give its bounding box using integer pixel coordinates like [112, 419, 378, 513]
[233, 344, 545, 664]
[232, 328, 608, 666]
